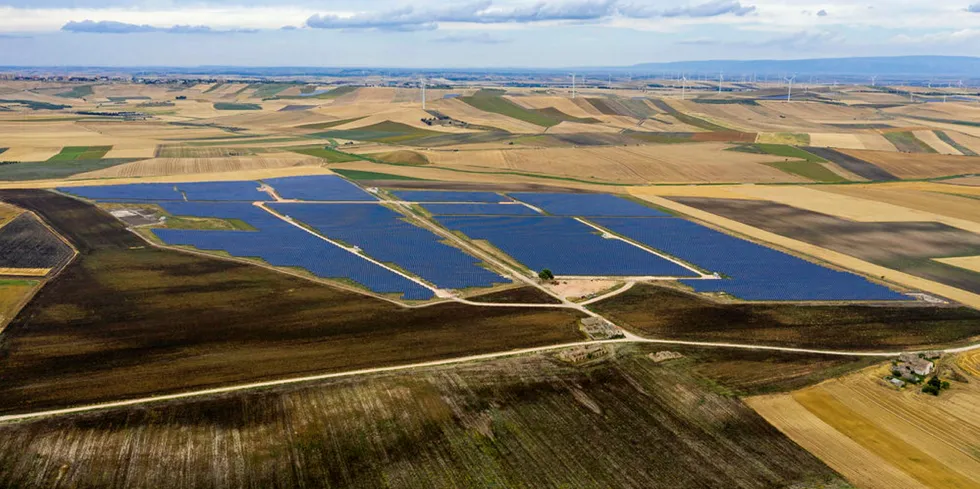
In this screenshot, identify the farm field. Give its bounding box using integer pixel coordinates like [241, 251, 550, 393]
[0, 345, 851, 489]
[592, 284, 980, 350]
[750, 358, 980, 489]
[837, 148, 980, 179]
[936, 256, 980, 273]
[0, 189, 585, 413]
[0, 213, 74, 274]
[0, 279, 38, 329]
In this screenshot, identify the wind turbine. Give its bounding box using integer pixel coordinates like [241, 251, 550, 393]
[571, 73, 577, 99]
[681, 75, 687, 100]
[718, 72, 724, 94]
[871, 75, 877, 87]
[421, 78, 426, 110]
[785, 75, 796, 102]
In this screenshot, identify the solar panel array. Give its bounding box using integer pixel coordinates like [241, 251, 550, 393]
[392, 190, 509, 203]
[591, 217, 907, 301]
[272, 203, 507, 290]
[151, 202, 433, 300]
[436, 216, 697, 277]
[59, 183, 184, 201]
[263, 175, 376, 201]
[178, 181, 272, 202]
[508, 193, 670, 217]
[422, 203, 541, 216]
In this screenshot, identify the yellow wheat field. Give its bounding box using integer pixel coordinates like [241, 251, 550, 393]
[818, 184, 980, 225]
[751, 364, 980, 489]
[0, 268, 50, 277]
[935, 256, 980, 273]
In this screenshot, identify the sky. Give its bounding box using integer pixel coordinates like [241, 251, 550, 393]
[0, 0, 978, 67]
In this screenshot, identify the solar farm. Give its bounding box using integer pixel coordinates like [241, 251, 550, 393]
[54, 177, 909, 303]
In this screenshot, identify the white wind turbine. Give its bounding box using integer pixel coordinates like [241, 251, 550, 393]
[571, 73, 577, 99]
[420, 78, 426, 110]
[718, 72, 724, 94]
[681, 75, 687, 100]
[785, 75, 796, 102]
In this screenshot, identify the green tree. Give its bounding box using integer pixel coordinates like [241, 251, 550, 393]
[538, 269, 555, 281]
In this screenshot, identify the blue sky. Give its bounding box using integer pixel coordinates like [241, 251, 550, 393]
[0, 1, 978, 67]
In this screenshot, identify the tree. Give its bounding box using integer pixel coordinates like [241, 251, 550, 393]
[538, 269, 554, 281]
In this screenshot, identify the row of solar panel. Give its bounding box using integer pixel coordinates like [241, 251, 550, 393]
[435, 216, 697, 278]
[149, 202, 433, 300]
[591, 217, 906, 301]
[272, 204, 507, 290]
[59, 175, 376, 203]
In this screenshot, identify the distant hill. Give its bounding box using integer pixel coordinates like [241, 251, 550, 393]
[619, 56, 980, 78]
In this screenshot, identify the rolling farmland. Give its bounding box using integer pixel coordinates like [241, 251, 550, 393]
[0, 346, 849, 489]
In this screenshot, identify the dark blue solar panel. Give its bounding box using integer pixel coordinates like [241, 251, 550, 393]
[435, 216, 697, 277]
[263, 175, 376, 201]
[422, 204, 540, 216]
[59, 183, 184, 201]
[151, 202, 432, 300]
[591, 217, 906, 302]
[271, 203, 507, 290]
[508, 193, 669, 217]
[392, 191, 509, 203]
[178, 181, 272, 201]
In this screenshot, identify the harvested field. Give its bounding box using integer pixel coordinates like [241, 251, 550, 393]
[0, 158, 138, 181]
[155, 145, 261, 158]
[752, 362, 980, 489]
[465, 285, 562, 304]
[0, 346, 848, 489]
[0, 190, 585, 413]
[584, 97, 658, 119]
[592, 284, 980, 350]
[313, 121, 444, 144]
[817, 184, 980, 226]
[756, 132, 810, 145]
[288, 146, 362, 163]
[0, 202, 21, 228]
[511, 95, 602, 119]
[0, 279, 37, 328]
[0, 146, 62, 162]
[429, 98, 543, 133]
[421, 143, 803, 184]
[837, 149, 980, 179]
[0, 213, 73, 272]
[936, 256, 980, 273]
[943, 176, 980, 186]
[808, 132, 866, 150]
[370, 150, 429, 165]
[944, 131, 980, 155]
[854, 133, 898, 151]
[69, 153, 323, 179]
[914, 130, 962, 155]
[802, 147, 899, 181]
[461, 95, 560, 127]
[669, 196, 980, 295]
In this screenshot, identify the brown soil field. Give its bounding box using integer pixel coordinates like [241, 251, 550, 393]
[945, 131, 980, 154]
[0, 190, 585, 413]
[592, 284, 980, 351]
[854, 132, 899, 151]
[670, 196, 980, 295]
[942, 176, 980, 186]
[628, 190, 980, 309]
[70, 154, 323, 179]
[465, 285, 562, 304]
[421, 143, 803, 184]
[0, 345, 850, 489]
[751, 360, 980, 489]
[838, 149, 980, 179]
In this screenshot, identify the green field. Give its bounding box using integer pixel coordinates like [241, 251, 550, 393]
[47, 146, 113, 162]
[733, 143, 827, 162]
[883, 131, 937, 153]
[287, 145, 363, 162]
[0, 99, 71, 110]
[935, 130, 978, 156]
[0, 159, 138, 181]
[250, 83, 294, 98]
[162, 216, 256, 231]
[0, 344, 852, 488]
[313, 121, 442, 144]
[765, 161, 848, 183]
[332, 169, 429, 181]
[55, 85, 94, 99]
[460, 93, 562, 127]
[213, 102, 262, 111]
[203, 83, 224, 93]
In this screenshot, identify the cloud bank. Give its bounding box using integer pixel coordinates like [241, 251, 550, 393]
[62, 20, 258, 34]
[306, 0, 756, 31]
